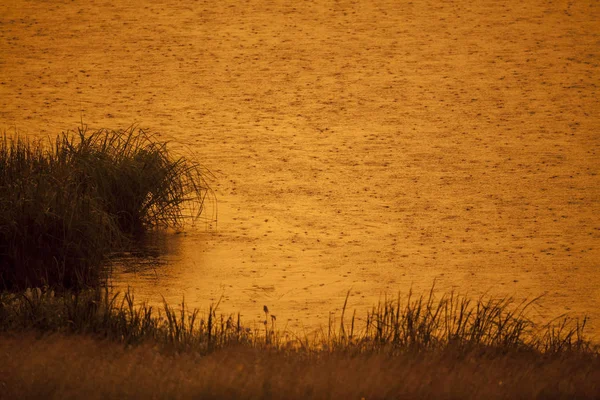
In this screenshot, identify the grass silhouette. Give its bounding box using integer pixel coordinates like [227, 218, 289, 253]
[0, 125, 212, 290]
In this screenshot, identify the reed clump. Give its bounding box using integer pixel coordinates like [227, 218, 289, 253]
[0, 126, 212, 290]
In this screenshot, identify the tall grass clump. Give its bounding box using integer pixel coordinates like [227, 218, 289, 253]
[0, 126, 212, 290]
[316, 289, 594, 356]
[0, 288, 253, 353]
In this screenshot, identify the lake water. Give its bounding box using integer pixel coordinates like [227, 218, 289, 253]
[1, 0, 598, 339]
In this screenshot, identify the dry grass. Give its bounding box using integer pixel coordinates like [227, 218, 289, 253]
[0, 333, 598, 400]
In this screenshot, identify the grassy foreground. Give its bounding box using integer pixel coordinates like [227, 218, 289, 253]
[0, 288, 598, 399]
[2, 333, 598, 400]
[0, 126, 212, 290]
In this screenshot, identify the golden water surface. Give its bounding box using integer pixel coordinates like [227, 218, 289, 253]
[1, 0, 598, 337]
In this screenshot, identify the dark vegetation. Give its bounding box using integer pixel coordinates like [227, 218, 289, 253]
[0, 126, 212, 290]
